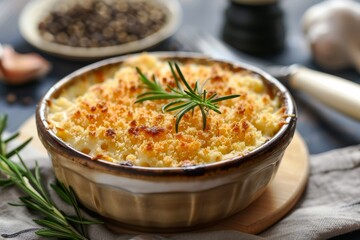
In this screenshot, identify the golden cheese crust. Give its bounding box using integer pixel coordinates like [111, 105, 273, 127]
[47, 54, 286, 167]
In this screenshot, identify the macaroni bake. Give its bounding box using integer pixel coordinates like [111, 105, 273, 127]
[47, 54, 286, 167]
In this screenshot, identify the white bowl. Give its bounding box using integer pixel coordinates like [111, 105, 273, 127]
[19, 0, 182, 60]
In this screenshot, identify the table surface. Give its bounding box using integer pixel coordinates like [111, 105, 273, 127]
[0, 0, 360, 238]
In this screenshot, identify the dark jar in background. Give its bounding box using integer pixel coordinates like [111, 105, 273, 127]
[222, 0, 285, 55]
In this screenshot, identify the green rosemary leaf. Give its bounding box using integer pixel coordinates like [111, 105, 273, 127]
[174, 63, 194, 94]
[165, 101, 193, 112]
[0, 115, 7, 135]
[0, 118, 5, 156]
[135, 95, 184, 103]
[162, 100, 184, 112]
[175, 103, 197, 132]
[19, 196, 54, 216]
[4, 132, 19, 143]
[18, 157, 47, 202]
[32, 162, 51, 203]
[183, 90, 201, 101]
[0, 142, 4, 156]
[201, 105, 219, 113]
[34, 219, 73, 234]
[34, 162, 41, 182]
[167, 85, 184, 96]
[202, 89, 207, 101]
[18, 197, 55, 219]
[66, 216, 103, 225]
[168, 62, 184, 92]
[0, 155, 23, 179]
[207, 93, 217, 101]
[6, 137, 32, 158]
[194, 81, 199, 95]
[136, 91, 165, 98]
[35, 229, 76, 239]
[51, 183, 72, 205]
[8, 202, 27, 207]
[136, 67, 153, 85]
[210, 94, 241, 103]
[0, 178, 13, 187]
[136, 67, 162, 92]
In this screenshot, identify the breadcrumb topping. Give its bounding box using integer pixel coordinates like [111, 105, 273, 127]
[47, 54, 286, 167]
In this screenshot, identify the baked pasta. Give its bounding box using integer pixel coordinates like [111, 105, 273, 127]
[47, 53, 287, 167]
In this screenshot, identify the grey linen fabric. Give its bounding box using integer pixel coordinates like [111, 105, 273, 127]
[1, 139, 360, 240]
[260, 146, 360, 239]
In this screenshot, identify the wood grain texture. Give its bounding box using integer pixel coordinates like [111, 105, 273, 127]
[19, 115, 309, 234]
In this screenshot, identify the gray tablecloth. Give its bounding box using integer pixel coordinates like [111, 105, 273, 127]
[1, 139, 360, 240]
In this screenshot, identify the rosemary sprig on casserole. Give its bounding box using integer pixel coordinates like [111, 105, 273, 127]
[135, 62, 240, 132]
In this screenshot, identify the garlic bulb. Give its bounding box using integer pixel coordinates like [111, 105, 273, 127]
[302, 0, 360, 72]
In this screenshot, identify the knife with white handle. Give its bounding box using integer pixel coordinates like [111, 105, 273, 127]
[177, 31, 360, 121]
[274, 64, 360, 121]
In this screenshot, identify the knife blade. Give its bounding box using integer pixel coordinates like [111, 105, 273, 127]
[176, 30, 360, 121]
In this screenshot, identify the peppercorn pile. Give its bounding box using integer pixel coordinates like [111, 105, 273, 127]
[38, 0, 167, 48]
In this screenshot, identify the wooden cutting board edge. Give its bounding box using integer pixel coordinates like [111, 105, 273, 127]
[208, 131, 309, 234]
[19, 115, 309, 235]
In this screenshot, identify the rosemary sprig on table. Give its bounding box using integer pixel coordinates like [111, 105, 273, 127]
[0, 115, 101, 239]
[135, 62, 240, 132]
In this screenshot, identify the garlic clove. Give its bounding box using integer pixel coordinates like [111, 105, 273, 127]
[0, 45, 51, 85]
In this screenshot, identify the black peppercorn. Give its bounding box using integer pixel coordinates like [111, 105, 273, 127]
[38, 0, 167, 48]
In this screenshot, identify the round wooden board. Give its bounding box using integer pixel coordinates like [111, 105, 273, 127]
[20, 116, 309, 235]
[206, 132, 309, 234]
